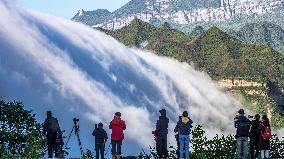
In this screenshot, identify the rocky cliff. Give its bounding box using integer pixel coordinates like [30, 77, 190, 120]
[72, 0, 284, 30]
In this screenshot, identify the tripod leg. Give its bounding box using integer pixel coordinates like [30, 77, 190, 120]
[74, 124, 84, 156]
[65, 126, 74, 149]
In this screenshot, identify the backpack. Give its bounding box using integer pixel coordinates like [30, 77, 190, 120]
[261, 124, 272, 140]
[48, 118, 60, 133]
[237, 119, 250, 137]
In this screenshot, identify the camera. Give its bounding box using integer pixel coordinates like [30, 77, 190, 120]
[73, 118, 79, 122]
[152, 130, 157, 141]
[248, 115, 254, 119]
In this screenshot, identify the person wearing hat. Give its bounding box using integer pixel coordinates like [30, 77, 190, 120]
[92, 123, 108, 159]
[155, 109, 169, 159]
[42, 111, 62, 158]
[234, 109, 251, 159]
[109, 112, 126, 159]
[176, 111, 193, 159]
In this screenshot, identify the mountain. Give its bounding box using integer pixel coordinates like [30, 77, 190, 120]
[3, 0, 257, 154]
[189, 22, 284, 56]
[189, 25, 205, 36]
[102, 19, 284, 85]
[171, 0, 221, 10]
[100, 20, 284, 127]
[73, 0, 284, 30]
[100, 19, 188, 48]
[232, 22, 284, 55]
[72, 9, 111, 26]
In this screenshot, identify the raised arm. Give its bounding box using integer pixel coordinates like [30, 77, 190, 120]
[92, 129, 96, 136]
[234, 116, 238, 128]
[109, 121, 113, 129]
[104, 130, 108, 141]
[121, 120, 126, 130]
[174, 122, 179, 133]
[156, 119, 161, 133]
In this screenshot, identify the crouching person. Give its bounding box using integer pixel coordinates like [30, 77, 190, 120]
[92, 123, 108, 159]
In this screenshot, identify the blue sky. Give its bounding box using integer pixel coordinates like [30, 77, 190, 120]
[20, 0, 131, 18]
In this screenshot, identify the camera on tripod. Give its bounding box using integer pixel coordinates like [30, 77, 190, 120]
[73, 118, 79, 123]
[65, 117, 84, 156]
[248, 115, 254, 119]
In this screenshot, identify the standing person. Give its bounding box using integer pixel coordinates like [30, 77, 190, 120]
[92, 123, 108, 159]
[249, 114, 261, 159]
[177, 111, 193, 159]
[43, 111, 61, 158]
[258, 115, 271, 159]
[234, 109, 251, 159]
[156, 109, 169, 159]
[109, 112, 126, 159]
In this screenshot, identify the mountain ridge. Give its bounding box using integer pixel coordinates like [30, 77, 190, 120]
[98, 19, 284, 127]
[233, 22, 284, 55]
[183, 21, 284, 55]
[72, 9, 111, 26]
[73, 0, 284, 30]
[100, 19, 284, 86]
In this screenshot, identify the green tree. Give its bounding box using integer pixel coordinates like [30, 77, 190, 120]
[0, 101, 45, 158]
[146, 125, 283, 158]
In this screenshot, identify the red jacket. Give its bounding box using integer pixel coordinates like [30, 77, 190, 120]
[109, 116, 126, 141]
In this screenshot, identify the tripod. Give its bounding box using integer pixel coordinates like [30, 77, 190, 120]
[65, 118, 84, 157]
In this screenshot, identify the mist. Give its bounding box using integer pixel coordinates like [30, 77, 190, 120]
[0, 0, 243, 156]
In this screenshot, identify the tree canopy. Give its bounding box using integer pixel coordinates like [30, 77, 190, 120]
[0, 101, 45, 158]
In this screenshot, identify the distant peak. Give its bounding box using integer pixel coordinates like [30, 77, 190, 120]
[206, 26, 226, 35]
[190, 26, 205, 36]
[95, 9, 110, 12]
[78, 8, 85, 16]
[162, 22, 171, 29]
[194, 26, 232, 41]
[128, 18, 149, 27]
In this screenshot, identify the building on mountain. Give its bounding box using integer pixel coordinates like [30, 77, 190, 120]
[218, 79, 263, 89]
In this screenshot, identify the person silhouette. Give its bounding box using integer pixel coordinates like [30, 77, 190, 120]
[43, 111, 62, 158]
[92, 123, 108, 159]
[155, 109, 169, 159]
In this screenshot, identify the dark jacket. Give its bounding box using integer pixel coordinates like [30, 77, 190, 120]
[109, 116, 126, 141]
[176, 117, 193, 135]
[258, 121, 271, 149]
[249, 119, 261, 141]
[92, 128, 108, 144]
[43, 117, 60, 135]
[156, 113, 169, 139]
[234, 115, 251, 138]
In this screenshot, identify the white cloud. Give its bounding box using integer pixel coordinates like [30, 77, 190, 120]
[0, 0, 258, 155]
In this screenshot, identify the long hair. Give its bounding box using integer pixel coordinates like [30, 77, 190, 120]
[262, 115, 270, 127]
